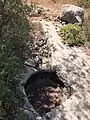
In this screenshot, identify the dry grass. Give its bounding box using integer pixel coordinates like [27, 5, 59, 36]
[25, 0, 75, 10]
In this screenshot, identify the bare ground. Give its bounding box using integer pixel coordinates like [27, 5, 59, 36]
[25, 0, 75, 10]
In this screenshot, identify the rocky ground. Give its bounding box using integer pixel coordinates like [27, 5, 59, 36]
[25, 70, 73, 117]
[41, 19, 90, 120]
[19, 4, 90, 120]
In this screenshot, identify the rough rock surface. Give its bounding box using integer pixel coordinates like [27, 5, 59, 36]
[18, 5, 90, 120]
[16, 64, 43, 120]
[20, 19, 90, 120]
[28, 20, 52, 67]
[60, 4, 84, 24]
[40, 20, 90, 120]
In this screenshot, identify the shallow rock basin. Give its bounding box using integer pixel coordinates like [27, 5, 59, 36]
[24, 69, 73, 116]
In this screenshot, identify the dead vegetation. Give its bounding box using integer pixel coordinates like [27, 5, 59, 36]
[25, 0, 75, 10]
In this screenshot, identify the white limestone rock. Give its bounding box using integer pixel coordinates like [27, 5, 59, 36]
[60, 4, 84, 24]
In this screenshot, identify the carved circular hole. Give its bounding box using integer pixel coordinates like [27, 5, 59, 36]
[24, 70, 73, 116]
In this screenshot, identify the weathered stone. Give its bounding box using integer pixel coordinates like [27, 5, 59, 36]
[16, 65, 41, 120]
[41, 20, 90, 120]
[17, 9, 90, 119]
[25, 57, 42, 69]
[60, 4, 84, 24]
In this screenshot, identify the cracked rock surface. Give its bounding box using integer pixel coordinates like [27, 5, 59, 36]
[40, 20, 90, 120]
[20, 5, 90, 120]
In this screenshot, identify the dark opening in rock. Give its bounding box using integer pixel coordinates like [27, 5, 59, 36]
[24, 69, 73, 116]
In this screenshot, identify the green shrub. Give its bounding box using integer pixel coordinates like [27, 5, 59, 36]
[75, 0, 90, 44]
[0, 0, 33, 59]
[60, 24, 87, 46]
[0, 0, 32, 119]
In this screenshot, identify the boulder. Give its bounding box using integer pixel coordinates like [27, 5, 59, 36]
[60, 4, 84, 24]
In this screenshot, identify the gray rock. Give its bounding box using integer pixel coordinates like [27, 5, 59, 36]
[25, 58, 37, 68]
[25, 57, 42, 69]
[16, 65, 41, 120]
[60, 4, 84, 24]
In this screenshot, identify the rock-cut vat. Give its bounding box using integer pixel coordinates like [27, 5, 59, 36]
[24, 69, 73, 116]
